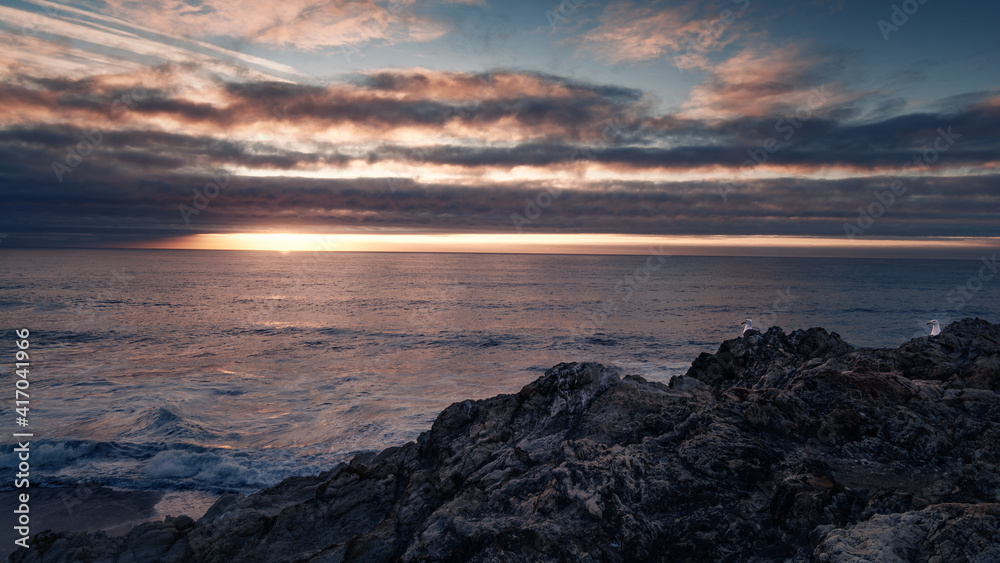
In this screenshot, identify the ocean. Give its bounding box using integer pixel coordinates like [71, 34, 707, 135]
[1, 249, 997, 502]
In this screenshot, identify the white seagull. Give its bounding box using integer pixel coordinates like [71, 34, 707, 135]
[740, 319, 753, 335]
[926, 319, 941, 336]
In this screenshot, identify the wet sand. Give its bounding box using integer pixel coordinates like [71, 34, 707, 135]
[2, 486, 219, 558]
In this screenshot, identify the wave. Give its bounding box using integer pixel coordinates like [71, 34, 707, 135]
[0, 439, 352, 493]
[122, 407, 219, 441]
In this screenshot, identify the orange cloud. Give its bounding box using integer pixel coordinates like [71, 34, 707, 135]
[679, 45, 850, 120]
[94, 0, 464, 50]
[0, 2, 301, 81]
[978, 94, 1000, 110]
[578, 0, 745, 66]
[0, 65, 650, 151]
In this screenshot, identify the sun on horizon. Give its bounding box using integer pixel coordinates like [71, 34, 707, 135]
[118, 233, 1000, 259]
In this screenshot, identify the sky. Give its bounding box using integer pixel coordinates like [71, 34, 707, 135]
[0, 0, 998, 256]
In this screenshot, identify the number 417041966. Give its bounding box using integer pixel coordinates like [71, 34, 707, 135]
[15, 329, 30, 422]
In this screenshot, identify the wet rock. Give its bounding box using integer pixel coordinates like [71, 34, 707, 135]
[9, 319, 1000, 562]
[814, 503, 1000, 562]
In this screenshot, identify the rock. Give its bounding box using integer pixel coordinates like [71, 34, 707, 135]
[892, 318, 1000, 391]
[685, 326, 854, 391]
[8, 319, 1000, 562]
[814, 504, 1000, 562]
[172, 516, 194, 532]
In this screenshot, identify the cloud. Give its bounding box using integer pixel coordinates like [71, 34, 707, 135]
[0, 1, 302, 81]
[679, 44, 852, 120]
[575, 3, 862, 125]
[90, 0, 464, 51]
[577, 0, 747, 66]
[354, 70, 640, 103]
[4, 63, 999, 185]
[3, 143, 999, 241]
[0, 67, 652, 147]
[1, 22, 998, 248]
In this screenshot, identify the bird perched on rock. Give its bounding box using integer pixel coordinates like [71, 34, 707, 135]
[926, 319, 941, 336]
[740, 319, 753, 335]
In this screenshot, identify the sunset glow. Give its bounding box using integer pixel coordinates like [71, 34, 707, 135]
[3, 1, 1000, 556]
[1, 0, 998, 255]
[126, 233, 1000, 258]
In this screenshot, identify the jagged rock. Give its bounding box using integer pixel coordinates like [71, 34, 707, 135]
[892, 318, 1000, 390]
[685, 326, 854, 391]
[9, 319, 1000, 562]
[814, 503, 1000, 562]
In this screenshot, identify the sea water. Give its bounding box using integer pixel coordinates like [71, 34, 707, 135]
[0, 249, 997, 494]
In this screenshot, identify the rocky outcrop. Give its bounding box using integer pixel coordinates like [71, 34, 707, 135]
[10, 318, 1000, 562]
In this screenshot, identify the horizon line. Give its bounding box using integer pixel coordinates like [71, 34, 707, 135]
[3, 233, 999, 259]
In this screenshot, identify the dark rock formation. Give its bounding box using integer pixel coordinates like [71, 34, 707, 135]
[10, 318, 1000, 562]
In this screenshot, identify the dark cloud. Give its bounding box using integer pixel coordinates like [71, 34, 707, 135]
[2, 70, 648, 141]
[3, 138, 998, 241]
[1, 68, 999, 246]
[353, 70, 644, 103]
